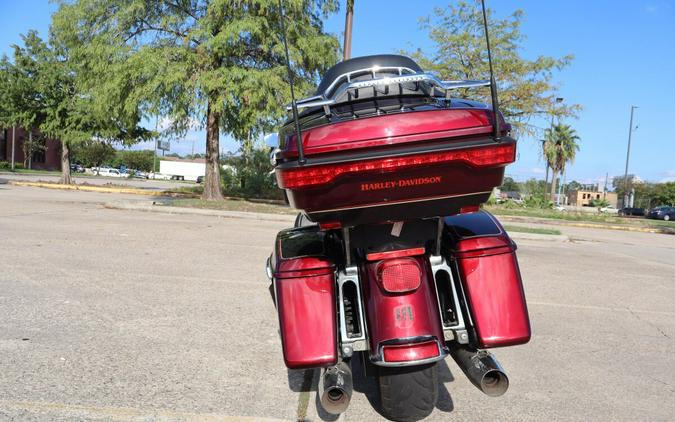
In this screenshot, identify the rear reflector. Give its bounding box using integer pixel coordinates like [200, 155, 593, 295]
[383, 340, 440, 363]
[378, 258, 422, 293]
[460, 205, 480, 214]
[277, 143, 516, 189]
[366, 247, 425, 261]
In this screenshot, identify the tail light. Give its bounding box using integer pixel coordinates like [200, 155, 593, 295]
[382, 340, 440, 363]
[377, 258, 422, 293]
[277, 143, 516, 189]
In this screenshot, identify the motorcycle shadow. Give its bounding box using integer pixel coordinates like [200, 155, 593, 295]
[350, 355, 456, 418]
[285, 357, 455, 420]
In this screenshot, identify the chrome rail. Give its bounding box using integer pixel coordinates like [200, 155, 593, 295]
[287, 65, 489, 113]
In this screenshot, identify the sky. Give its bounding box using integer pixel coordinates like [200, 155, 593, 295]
[1, 0, 674, 184]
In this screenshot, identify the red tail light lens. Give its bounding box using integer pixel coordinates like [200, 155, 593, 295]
[277, 143, 516, 189]
[383, 340, 440, 363]
[378, 258, 422, 293]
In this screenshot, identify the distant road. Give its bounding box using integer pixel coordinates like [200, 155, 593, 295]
[0, 171, 195, 190]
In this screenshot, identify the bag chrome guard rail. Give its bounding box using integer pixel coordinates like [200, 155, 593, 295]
[287, 65, 490, 114]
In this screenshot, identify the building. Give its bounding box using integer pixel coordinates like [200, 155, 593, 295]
[0, 127, 62, 171]
[567, 189, 618, 207]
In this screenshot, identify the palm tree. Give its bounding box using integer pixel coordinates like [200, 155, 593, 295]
[543, 124, 580, 204]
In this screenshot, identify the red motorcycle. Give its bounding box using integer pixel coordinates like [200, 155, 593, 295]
[266, 53, 530, 421]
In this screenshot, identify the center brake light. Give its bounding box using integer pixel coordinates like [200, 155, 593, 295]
[377, 258, 422, 293]
[277, 143, 516, 189]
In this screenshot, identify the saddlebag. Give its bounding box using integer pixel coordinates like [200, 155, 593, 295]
[272, 227, 338, 369]
[443, 211, 531, 348]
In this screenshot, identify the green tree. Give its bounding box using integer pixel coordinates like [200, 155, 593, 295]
[2, 31, 148, 183]
[500, 176, 519, 192]
[52, 0, 340, 200]
[113, 150, 155, 172]
[566, 180, 582, 192]
[71, 140, 116, 171]
[543, 123, 580, 202]
[406, 1, 580, 136]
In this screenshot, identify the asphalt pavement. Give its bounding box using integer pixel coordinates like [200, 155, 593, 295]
[1, 185, 674, 421]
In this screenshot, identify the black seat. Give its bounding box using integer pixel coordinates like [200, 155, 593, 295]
[315, 55, 423, 98]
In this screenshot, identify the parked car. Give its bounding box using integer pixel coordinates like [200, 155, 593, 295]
[131, 170, 149, 179]
[148, 172, 172, 180]
[599, 205, 619, 214]
[618, 207, 645, 217]
[69, 163, 85, 173]
[646, 206, 675, 221]
[196, 175, 204, 184]
[97, 168, 123, 178]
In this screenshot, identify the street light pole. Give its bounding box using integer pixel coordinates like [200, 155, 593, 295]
[343, 0, 354, 60]
[622, 105, 638, 207]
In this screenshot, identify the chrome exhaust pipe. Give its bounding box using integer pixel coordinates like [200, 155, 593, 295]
[319, 362, 353, 415]
[449, 345, 509, 397]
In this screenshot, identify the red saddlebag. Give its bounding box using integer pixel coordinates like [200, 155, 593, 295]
[273, 227, 338, 369]
[444, 211, 530, 348]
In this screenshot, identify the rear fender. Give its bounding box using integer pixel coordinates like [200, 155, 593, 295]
[361, 255, 446, 366]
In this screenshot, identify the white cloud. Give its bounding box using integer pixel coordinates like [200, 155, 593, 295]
[529, 167, 545, 175]
[659, 170, 675, 183]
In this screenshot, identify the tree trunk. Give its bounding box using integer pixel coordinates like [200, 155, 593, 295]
[60, 141, 72, 185]
[202, 102, 224, 201]
[550, 170, 558, 204]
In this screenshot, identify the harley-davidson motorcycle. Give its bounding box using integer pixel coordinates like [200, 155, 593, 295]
[265, 52, 531, 421]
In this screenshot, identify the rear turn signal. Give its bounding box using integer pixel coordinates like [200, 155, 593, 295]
[378, 258, 422, 293]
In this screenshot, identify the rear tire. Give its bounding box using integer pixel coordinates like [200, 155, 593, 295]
[377, 363, 438, 422]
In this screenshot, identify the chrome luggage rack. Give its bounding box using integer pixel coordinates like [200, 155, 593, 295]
[287, 65, 489, 117]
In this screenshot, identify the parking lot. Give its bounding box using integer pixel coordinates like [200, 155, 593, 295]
[1, 185, 674, 421]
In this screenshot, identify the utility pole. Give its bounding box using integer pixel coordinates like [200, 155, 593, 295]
[622, 105, 638, 207]
[343, 0, 354, 60]
[10, 126, 16, 171]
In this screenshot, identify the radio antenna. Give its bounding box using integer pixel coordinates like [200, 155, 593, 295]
[480, 0, 501, 140]
[278, 0, 306, 165]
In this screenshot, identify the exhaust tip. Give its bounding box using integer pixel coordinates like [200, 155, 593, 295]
[321, 387, 350, 414]
[480, 369, 509, 397]
[319, 363, 353, 415]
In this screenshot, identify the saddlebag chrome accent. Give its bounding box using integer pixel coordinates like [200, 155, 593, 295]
[429, 254, 469, 344]
[337, 266, 368, 352]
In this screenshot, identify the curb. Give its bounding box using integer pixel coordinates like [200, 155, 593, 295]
[10, 181, 165, 196]
[495, 215, 675, 235]
[105, 201, 296, 223]
[507, 232, 569, 242]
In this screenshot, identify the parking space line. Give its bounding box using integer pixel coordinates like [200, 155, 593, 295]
[0, 400, 289, 421]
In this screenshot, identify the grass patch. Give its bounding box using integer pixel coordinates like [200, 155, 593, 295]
[503, 225, 562, 236]
[485, 205, 675, 230]
[163, 185, 203, 197]
[168, 198, 296, 215]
